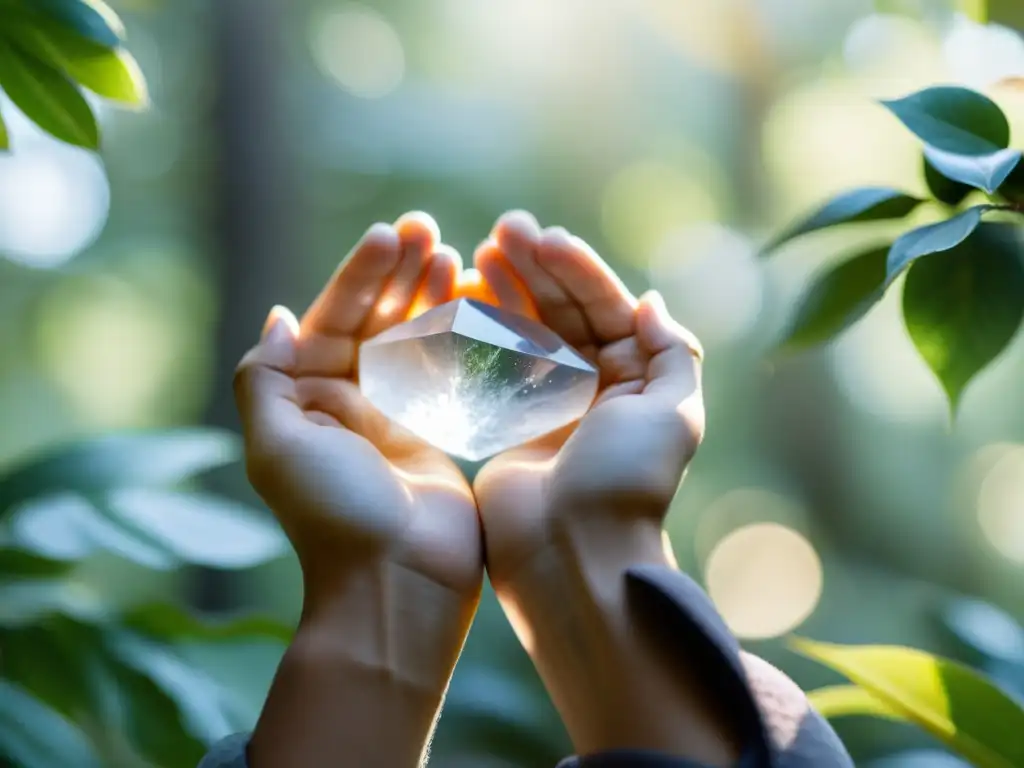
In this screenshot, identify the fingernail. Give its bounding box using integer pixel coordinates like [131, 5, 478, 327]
[395, 211, 441, 243]
[262, 305, 298, 345]
[643, 289, 668, 314]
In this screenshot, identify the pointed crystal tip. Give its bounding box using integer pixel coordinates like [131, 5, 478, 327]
[359, 299, 598, 460]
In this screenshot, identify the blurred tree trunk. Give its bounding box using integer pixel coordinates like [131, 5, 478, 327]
[197, 0, 299, 611]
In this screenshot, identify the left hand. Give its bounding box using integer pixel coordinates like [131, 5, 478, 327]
[471, 211, 706, 591]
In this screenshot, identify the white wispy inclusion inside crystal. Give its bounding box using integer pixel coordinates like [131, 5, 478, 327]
[359, 299, 599, 461]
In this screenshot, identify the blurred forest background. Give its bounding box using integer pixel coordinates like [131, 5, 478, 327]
[2, 0, 1024, 766]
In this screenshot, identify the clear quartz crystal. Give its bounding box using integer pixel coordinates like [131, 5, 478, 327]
[359, 298, 599, 461]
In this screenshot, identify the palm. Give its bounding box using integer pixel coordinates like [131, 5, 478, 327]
[471, 214, 703, 580]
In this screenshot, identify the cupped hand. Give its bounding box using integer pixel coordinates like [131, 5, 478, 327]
[471, 211, 705, 586]
[233, 214, 483, 604]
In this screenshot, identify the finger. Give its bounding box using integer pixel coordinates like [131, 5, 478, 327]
[492, 213, 591, 347]
[409, 244, 462, 319]
[536, 229, 637, 343]
[300, 223, 401, 337]
[456, 267, 498, 305]
[596, 335, 648, 386]
[361, 212, 438, 338]
[234, 306, 305, 449]
[475, 238, 539, 319]
[637, 291, 704, 423]
[592, 378, 645, 407]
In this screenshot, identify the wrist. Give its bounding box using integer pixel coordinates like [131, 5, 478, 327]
[299, 558, 478, 693]
[493, 518, 739, 764]
[251, 559, 478, 768]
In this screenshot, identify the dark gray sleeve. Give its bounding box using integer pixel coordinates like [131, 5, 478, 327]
[198, 567, 853, 768]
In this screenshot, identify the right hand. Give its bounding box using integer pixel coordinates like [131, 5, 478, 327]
[233, 213, 484, 609]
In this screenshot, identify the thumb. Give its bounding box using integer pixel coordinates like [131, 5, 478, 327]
[636, 290, 705, 438]
[234, 305, 304, 448]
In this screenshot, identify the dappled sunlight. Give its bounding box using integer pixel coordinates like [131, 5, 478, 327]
[762, 78, 924, 222]
[601, 156, 726, 269]
[33, 275, 183, 428]
[310, 4, 405, 99]
[647, 224, 763, 348]
[704, 522, 823, 641]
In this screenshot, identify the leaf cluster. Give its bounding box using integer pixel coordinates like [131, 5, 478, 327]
[0, 430, 292, 768]
[767, 86, 1024, 411]
[0, 0, 148, 151]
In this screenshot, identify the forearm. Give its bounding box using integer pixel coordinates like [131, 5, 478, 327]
[493, 517, 742, 765]
[249, 560, 477, 768]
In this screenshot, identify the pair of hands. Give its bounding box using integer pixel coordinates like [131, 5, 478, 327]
[234, 210, 712, 764]
[235, 210, 704, 606]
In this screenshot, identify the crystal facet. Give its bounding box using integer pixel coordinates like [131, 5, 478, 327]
[359, 299, 598, 461]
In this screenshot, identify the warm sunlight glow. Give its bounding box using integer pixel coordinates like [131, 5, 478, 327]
[705, 523, 823, 640]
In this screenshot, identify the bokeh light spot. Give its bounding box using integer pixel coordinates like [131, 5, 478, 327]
[704, 522, 823, 640]
[0, 127, 110, 268]
[602, 160, 723, 267]
[310, 4, 405, 99]
[34, 275, 181, 427]
[976, 444, 1024, 564]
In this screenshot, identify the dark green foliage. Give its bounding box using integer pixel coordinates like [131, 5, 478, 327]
[0, 0, 146, 150]
[766, 187, 922, 252]
[881, 86, 1010, 155]
[0, 430, 293, 768]
[781, 246, 888, 348]
[902, 225, 1024, 412]
[768, 85, 1024, 411]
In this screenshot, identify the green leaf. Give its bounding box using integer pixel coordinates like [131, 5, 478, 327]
[885, 205, 990, 286]
[923, 146, 1021, 194]
[5, 16, 147, 105]
[791, 638, 1024, 768]
[807, 685, 905, 721]
[0, 43, 97, 149]
[902, 223, 1024, 410]
[0, 680, 100, 768]
[104, 489, 286, 569]
[109, 632, 252, 746]
[925, 154, 972, 206]
[123, 603, 293, 644]
[781, 246, 888, 348]
[0, 429, 239, 515]
[766, 187, 922, 252]
[882, 86, 1010, 155]
[7, 488, 285, 570]
[0, 108, 8, 151]
[25, 0, 125, 48]
[0, 578, 107, 627]
[7, 493, 178, 570]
